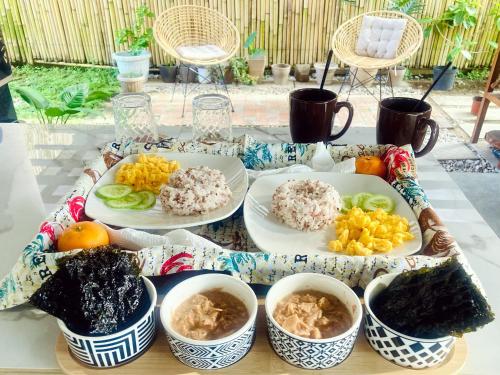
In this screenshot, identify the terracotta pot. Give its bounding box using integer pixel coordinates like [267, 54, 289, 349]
[294, 64, 310, 82]
[224, 67, 234, 84]
[272, 64, 291, 85]
[389, 66, 406, 86]
[248, 55, 266, 81]
[117, 74, 146, 93]
[471, 96, 483, 115]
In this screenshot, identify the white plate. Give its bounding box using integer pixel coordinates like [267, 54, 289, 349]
[85, 153, 248, 229]
[244, 172, 422, 256]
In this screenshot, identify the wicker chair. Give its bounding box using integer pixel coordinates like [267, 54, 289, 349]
[154, 5, 240, 116]
[332, 11, 423, 100]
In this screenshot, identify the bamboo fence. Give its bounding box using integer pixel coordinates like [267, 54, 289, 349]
[0, 0, 498, 69]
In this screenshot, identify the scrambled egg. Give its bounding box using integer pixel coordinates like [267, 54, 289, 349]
[115, 154, 180, 194]
[328, 207, 414, 256]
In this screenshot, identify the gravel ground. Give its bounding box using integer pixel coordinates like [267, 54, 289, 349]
[439, 158, 499, 173]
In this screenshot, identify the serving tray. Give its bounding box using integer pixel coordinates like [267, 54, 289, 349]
[55, 301, 467, 375]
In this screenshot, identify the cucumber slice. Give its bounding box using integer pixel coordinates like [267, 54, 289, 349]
[96, 184, 133, 200]
[132, 191, 156, 210]
[341, 195, 353, 213]
[351, 192, 373, 208]
[104, 193, 143, 209]
[363, 194, 396, 213]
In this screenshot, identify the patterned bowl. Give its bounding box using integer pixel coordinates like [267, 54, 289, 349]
[160, 273, 258, 369]
[265, 273, 362, 369]
[364, 273, 456, 369]
[58, 276, 157, 368]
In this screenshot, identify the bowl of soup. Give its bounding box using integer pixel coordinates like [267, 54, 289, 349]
[265, 273, 362, 369]
[160, 273, 258, 369]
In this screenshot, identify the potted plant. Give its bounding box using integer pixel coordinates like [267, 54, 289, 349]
[229, 57, 256, 85]
[294, 64, 311, 82]
[421, 0, 497, 90]
[271, 64, 291, 85]
[159, 62, 177, 83]
[113, 5, 155, 78]
[244, 32, 266, 81]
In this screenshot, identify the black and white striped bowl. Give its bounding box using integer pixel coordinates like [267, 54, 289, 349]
[160, 274, 258, 369]
[58, 276, 157, 368]
[265, 273, 362, 369]
[364, 273, 456, 369]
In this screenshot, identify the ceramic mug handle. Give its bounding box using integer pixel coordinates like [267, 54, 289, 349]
[414, 119, 439, 157]
[328, 101, 353, 141]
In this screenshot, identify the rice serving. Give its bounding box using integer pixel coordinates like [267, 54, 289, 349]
[271, 179, 341, 231]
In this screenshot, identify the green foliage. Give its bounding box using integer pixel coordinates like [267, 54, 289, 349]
[456, 67, 489, 80]
[229, 57, 256, 85]
[14, 83, 112, 124]
[115, 5, 155, 55]
[490, 1, 500, 31]
[244, 32, 265, 57]
[388, 0, 424, 16]
[421, 0, 497, 64]
[11, 65, 118, 122]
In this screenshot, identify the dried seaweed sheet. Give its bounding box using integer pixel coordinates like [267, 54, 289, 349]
[29, 246, 146, 335]
[372, 257, 494, 339]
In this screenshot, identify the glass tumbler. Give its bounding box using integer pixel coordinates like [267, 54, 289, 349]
[192, 94, 232, 142]
[112, 93, 158, 143]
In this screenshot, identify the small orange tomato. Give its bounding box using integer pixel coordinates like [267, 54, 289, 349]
[57, 221, 109, 252]
[355, 156, 387, 178]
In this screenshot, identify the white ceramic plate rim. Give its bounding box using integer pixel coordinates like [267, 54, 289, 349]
[244, 172, 422, 256]
[85, 152, 248, 229]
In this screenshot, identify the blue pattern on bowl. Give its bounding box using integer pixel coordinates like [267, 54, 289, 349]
[58, 276, 157, 368]
[266, 316, 359, 369]
[166, 323, 256, 369]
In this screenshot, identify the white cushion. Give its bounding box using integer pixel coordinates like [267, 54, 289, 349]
[175, 44, 227, 61]
[355, 16, 407, 59]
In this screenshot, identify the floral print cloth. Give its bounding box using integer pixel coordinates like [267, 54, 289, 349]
[0, 136, 478, 309]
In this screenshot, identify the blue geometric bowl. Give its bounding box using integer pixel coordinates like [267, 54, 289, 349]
[364, 273, 456, 369]
[57, 276, 157, 368]
[265, 273, 362, 369]
[160, 274, 258, 369]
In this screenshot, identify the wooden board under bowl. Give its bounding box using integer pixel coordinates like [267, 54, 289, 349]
[56, 302, 467, 375]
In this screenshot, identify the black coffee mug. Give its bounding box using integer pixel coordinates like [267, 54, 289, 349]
[376, 97, 439, 157]
[290, 88, 353, 143]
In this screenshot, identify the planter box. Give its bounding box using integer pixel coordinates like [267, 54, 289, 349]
[112, 50, 151, 78]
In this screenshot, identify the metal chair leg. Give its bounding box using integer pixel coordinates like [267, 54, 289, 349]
[181, 78, 188, 118]
[338, 68, 349, 97]
[218, 64, 234, 112]
[346, 68, 357, 102]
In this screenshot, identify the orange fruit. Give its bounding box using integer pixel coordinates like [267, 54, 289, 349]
[57, 221, 109, 252]
[355, 156, 387, 178]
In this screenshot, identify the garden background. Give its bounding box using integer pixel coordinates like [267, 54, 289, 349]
[0, 0, 498, 70]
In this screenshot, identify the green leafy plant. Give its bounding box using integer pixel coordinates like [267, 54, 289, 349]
[457, 67, 489, 80]
[244, 32, 265, 58]
[229, 57, 256, 85]
[116, 5, 155, 55]
[490, 1, 500, 31]
[15, 84, 112, 124]
[388, 0, 424, 16]
[421, 0, 497, 64]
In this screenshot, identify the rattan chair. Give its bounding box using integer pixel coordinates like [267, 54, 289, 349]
[332, 11, 423, 101]
[154, 5, 240, 116]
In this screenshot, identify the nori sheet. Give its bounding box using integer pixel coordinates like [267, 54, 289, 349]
[29, 245, 146, 336]
[372, 257, 494, 339]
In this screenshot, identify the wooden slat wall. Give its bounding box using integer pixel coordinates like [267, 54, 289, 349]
[0, 0, 498, 69]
